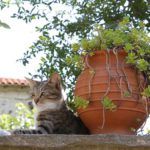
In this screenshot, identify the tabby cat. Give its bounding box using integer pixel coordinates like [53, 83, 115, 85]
[12, 73, 89, 134]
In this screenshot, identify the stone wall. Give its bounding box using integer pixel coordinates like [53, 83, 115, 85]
[0, 86, 31, 114]
[0, 134, 150, 150]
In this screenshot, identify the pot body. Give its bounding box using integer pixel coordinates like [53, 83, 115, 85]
[74, 50, 148, 135]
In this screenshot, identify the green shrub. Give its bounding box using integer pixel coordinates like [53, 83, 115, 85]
[0, 103, 34, 130]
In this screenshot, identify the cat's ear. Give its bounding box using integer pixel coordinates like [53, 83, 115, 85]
[49, 72, 61, 82]
[25, 77, 38, 89]
[49, 72, 61, 89]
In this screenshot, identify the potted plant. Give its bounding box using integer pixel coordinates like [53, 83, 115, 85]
[70, 17, 150, 135]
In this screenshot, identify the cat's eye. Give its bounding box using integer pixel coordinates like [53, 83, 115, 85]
[40, 91, 45, 97]
[31, 93, 35, 98]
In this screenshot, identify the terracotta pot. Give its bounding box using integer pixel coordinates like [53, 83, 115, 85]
[74, 50, 149, 135]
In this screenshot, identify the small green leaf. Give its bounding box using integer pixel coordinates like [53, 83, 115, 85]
[123, 91, 131, 97]
[74, 96, 89, 109]
[142, 86, 150, 97]
[39, 35, 48, 41]
[126, 53, 137, 64]
[101, 96, 117, 111]
[72, 43, 80, 52]
[136, 59, 149, 71]
[124, 43, 133, 52]
[31, 15, 36, 20]
[40, 57, 46, 63]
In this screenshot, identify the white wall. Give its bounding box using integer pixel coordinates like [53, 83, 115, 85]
[0, 86, 31, 115]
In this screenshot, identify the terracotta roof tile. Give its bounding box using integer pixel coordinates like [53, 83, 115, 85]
[0, 78, 29, 87]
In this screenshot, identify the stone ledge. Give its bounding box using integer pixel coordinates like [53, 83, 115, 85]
[0, 134, 150, 150]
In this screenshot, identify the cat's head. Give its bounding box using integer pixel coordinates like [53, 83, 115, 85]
[26, 73, 64, 110]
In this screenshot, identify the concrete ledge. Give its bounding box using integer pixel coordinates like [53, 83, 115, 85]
[0, 134, 150, 150]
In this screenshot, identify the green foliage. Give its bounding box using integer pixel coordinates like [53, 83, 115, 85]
[68, 96, 89, 112]
[136, 59, 149, 72]
[126, 52, 137, 64]
[101, 96, 117, 111]
[74, 96, 89, 109]
[142, 86, 150, 97]
[0, 103, 34, 130]
[72, 17, 150, 52]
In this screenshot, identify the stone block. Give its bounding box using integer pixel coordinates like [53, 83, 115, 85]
[0, 134, 150, 150]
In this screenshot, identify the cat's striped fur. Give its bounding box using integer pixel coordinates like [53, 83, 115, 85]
[12, 73, 89, 134]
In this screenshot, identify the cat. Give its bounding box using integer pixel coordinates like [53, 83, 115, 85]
[12, 73, 89, 134]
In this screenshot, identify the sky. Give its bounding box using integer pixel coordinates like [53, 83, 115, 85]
[0, 3, 71, 79]
[0, 6, 41, 79]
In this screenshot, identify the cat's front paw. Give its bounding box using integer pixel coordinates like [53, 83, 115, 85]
[11, 129, 24, 135]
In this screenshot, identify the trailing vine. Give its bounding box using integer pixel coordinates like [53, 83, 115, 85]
[85, 55, 96, 101]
